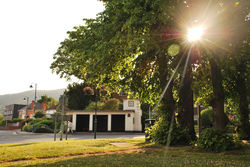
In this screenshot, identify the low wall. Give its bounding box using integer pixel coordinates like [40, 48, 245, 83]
[0, 126, 8, 130]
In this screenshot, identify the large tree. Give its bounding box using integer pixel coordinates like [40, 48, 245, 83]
[51, 0, 249, 140]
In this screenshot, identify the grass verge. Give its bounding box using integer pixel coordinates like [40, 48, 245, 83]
[0, 138, 146, 163]
[0, 139, 249, 167]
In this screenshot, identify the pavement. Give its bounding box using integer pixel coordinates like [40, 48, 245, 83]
[0, 130, 145, 144]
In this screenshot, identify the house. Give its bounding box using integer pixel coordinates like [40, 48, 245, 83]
[3, 104, 26, 120]
[45, 105, 58, 118]
[18, 101, 46, 119]
[66, 99, 142, 132]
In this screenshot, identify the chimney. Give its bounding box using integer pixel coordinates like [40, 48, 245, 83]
[42, 103, 47, 111]
[32, 101, 35, 110]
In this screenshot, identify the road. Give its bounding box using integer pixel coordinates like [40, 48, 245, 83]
[0, 130, 145, 144]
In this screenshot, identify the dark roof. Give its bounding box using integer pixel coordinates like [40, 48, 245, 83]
[66, 110, 135, 113]
[25, 102, 44, 110]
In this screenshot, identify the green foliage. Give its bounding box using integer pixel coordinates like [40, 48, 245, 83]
[146, 118, 192, 146]
[34, 124, 53, 133]
[34, 111, 45, 118]
[102, 98, 120, 110]
[201, 107, 215, 129]
[23, 118, 55, 133]
[0, 120, 4, 126]
[50, 0, 250, 141]
[7, 118, 23, 123]
[85, 101, 105, 110]
[0, 113, 4, 126]
[65, 83, 95, 110]
[195, 128, 238, 152]
[0, 113, 3, 121]
[22, 124, 32, 132]
[38, 95, 59, 108]
[34, 119, 54, 129]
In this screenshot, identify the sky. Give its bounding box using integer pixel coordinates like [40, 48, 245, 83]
[0, 0, 104, 95]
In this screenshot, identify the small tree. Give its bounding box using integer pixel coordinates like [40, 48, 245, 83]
[34, 111, 45, 118]
[102, 98, 120, 111]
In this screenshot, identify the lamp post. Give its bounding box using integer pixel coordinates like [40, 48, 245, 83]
[83, 86, 98, 139]
[30, 83, 37, 103]
[23, 97, 29, 121]
[30, 83, 37, 132]
[93, 88, 98, 139]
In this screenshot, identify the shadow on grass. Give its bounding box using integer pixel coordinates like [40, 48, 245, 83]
[6, 144, 250, 167]
[2, 143, 35, 148]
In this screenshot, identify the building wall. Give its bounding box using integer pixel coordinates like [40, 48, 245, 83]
[4, 104, 25, 120]
[67, 99, 143, 132]
[123, 99, 142, 131]
[67, 111, 139, 132]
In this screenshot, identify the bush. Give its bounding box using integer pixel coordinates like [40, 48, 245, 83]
[23, 118, 55, 133]
[201, 107, 214, 128]
[34, 124, 53, 133]
[195, 128, 237, 152]
[34, 119, 54, 129]
[23, 124, 33, 132]
[146, 118, 192, 145]
[34, 111, 45, 118]
[0, 120, 5, 126]
[7, 118, 23, 123]
[85, 101, 104, 110]
[102, 98, 120, 110]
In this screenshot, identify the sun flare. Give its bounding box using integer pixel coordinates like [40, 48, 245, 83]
[188, 26, 204, 42]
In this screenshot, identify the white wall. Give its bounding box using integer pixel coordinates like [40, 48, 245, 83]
[123, 99, 142, 131]
[67, 99, 142, 132]
[67, 110, 139, 132]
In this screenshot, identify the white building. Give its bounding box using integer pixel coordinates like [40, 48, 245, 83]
[66, 99, 142, 132]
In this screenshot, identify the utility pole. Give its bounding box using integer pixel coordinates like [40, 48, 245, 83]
[65, 116, 68, 140]
[94, 88, 98, 139]
[60, 94, 65, 141]
[54, 113, 57, 141]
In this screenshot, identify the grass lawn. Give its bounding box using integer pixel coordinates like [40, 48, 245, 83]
[1, 139, 250, 167]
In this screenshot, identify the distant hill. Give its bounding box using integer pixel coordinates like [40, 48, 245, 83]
[0, 89, 65, 106]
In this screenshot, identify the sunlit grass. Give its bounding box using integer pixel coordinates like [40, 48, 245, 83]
[2, 143, 250, 167]
[0, 138, 146, 163]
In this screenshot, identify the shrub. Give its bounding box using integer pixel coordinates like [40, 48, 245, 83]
[34, 111, 45, 118]
[34, 124, 53, 133]
[23, 118, 55, 133]
[85, 101, 104, 110]
[0, 120, 5, 126]
[146, 118, 192, 145]
[102, 98, 120, 110]
[195, 128, 237, 152]
[34, 119, 54, 129]
[201, 107, 214, 128]
[23, 124, 33, 132]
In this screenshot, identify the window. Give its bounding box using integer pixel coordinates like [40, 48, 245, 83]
[128, 101, 134, 107]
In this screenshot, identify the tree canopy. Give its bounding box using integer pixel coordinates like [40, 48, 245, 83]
[51, 0, 250, 140]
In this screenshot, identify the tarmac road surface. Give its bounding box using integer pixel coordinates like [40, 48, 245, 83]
[0, 130, 145, 144]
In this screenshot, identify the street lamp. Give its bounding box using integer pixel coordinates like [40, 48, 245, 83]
[30, 83, 37, 132]
[23, 97, 29, 120]
[83, 86, 98, 139]
[30, 83, 37, 103]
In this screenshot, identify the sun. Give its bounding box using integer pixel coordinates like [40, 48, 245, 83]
[187, 26, 204, 42]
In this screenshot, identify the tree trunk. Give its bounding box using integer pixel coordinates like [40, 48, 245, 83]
[236, 64, 250, 139]
[209, 57, 226, 130]
[158, 53, 176, 122]
[178, 63, 195, 139]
